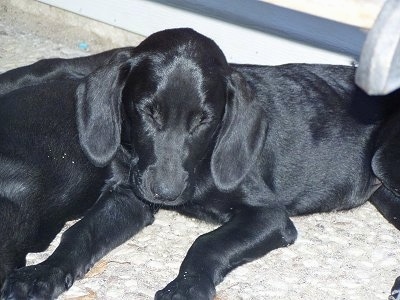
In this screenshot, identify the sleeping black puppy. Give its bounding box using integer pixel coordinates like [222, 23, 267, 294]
[1, 28, 400, 300]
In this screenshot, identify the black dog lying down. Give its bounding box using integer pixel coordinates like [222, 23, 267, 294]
[1, 28, 400, 300]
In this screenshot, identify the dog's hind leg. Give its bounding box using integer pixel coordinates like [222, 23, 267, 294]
[370, 186, 400, 229]
[370, 111, 400, 299]
[372, 109, 400, 195]
[369, 187, 400, 300]
[370, 111, 400, 297]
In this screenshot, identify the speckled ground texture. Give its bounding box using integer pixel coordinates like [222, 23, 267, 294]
[1, 2, 399, 300]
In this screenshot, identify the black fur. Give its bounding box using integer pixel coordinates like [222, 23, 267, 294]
[0, 28, 399, 300]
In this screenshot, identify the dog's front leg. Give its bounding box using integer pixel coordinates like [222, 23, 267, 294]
[155, 206, 297, 300]
[0, 185, 154, 300]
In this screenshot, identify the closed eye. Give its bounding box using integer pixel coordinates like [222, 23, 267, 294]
[140, 104, 163, 130]
[189, 112, 210, 134]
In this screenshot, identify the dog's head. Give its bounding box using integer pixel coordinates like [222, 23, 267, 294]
[76, 28, 267, 205]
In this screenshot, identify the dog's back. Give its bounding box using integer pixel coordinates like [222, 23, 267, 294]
[231, 63, 400, 215]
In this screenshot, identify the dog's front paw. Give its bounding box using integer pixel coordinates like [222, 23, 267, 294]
[155, 273, 215, 300]
[0, 264, 72, 300]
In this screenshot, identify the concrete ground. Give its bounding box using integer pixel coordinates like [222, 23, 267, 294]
[1, 1, 399, 299]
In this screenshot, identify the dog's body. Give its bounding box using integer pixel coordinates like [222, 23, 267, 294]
[1, 28, 399, 299]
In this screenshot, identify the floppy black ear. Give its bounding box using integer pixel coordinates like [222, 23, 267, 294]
[75, 59, 133, 167]
[211, 72, 268, 191]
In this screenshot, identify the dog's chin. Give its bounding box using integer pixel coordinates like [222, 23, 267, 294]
[143, 195, 187, 207]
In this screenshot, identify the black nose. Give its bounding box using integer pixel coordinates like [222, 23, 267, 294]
[148, 170, 188, 201]
[151, 178, 187, 202]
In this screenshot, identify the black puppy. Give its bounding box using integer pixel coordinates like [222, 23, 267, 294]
[1, 28, 400, 300]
